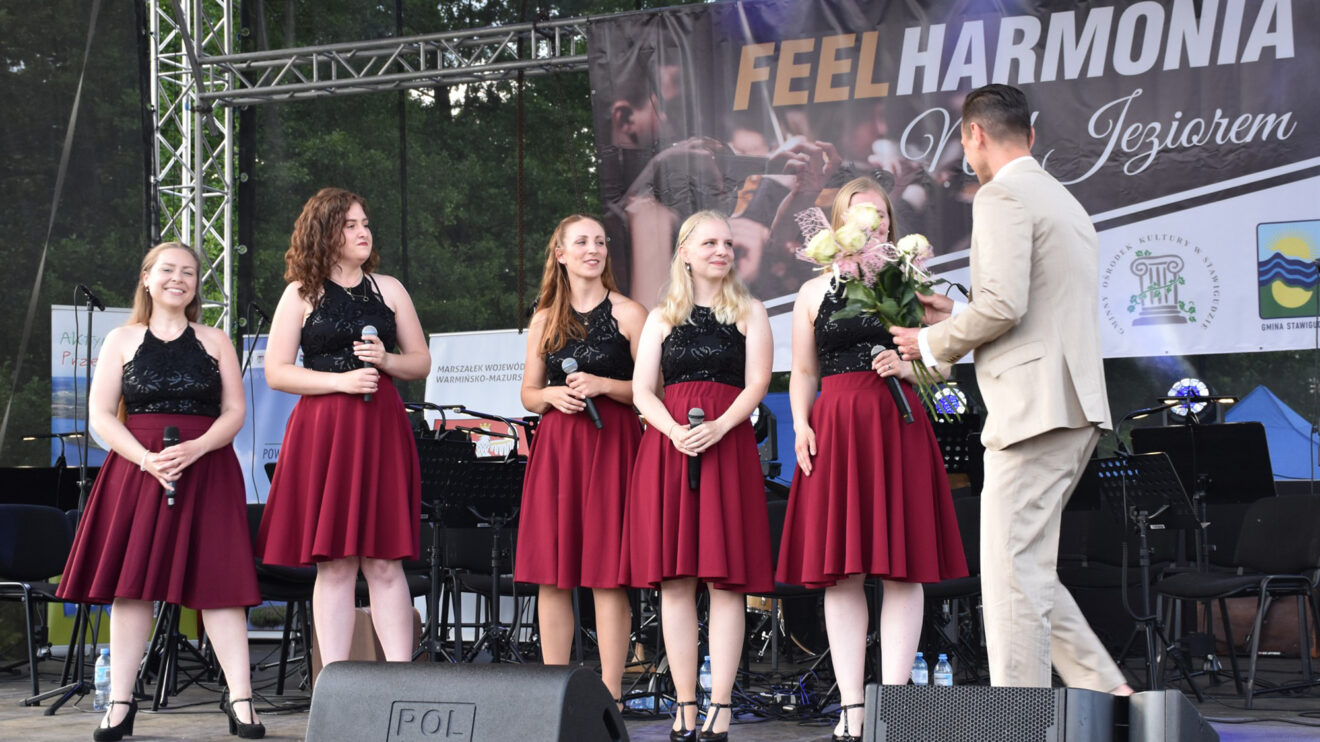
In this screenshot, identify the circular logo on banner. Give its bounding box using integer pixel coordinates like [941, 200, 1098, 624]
[1100, 233, 1221, 337]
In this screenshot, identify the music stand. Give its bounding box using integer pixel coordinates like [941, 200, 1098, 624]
[1085, 454, 1204, 698]
[23, 291, 102, 713]
[411, 430, 476, 663]
[1131, 423, 1276, 568]
[444, 456, 526, 663]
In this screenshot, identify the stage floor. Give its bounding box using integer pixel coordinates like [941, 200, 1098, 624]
[2, 645, 1317, 740]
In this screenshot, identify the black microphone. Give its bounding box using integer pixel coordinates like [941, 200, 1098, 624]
[361, 324, 378, 403]
[872, 345, 914, 424]
[162, 425, 180, 507]
[76, 284, 106, 311]
[248, 301, 270, 325]
[560, 357, 603, 430]
[687, 408, 705, 491]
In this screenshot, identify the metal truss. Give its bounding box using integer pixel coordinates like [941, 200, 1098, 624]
[149, 0, 235, 331]
[149, 3, 592, 331]
[199, 17, 590, 106]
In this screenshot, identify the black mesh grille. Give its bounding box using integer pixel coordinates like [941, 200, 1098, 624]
[869, 686, 1062, 742]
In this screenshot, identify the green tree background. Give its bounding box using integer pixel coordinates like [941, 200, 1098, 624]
[0, 0, 1316, 468]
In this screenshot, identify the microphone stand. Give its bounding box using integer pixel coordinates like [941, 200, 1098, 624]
[25, 289, 103, 713]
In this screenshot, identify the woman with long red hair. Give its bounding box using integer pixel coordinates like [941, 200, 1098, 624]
[515, 214, 646, 703]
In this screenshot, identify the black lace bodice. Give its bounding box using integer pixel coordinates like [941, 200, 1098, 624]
[815, 281, 896, 377]
[545, 294, 634, 386]
[661, 306, 745, 388]
[122, 326, 221, 417]
[301, 276, 398, 373]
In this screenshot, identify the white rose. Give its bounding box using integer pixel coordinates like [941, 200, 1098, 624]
[847, 203, 881, 232]
[803, 230, 840, 264]
[835, 224, 867, 254]
[896, 233, 930, 257]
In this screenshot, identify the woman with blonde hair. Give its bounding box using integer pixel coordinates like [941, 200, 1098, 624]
[776, 177, 967, 741]
[257, 187, 431, 667]
[58, 242, 265, 739]
[621, 210, 773, 741]
[514, 214, 646, 703]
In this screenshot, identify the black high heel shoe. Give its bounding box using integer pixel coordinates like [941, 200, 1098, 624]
[832, 702, 865, 742]
[221, 694, 267, 739]
[699, 701, 731, 741]
[669, 700, 698, 742]
[92, 699, 137, 741]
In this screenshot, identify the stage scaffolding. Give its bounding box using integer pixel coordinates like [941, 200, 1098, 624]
[147, 0, 590, 331]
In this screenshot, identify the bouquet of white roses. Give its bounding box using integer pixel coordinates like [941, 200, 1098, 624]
[795, 203, 955, 420]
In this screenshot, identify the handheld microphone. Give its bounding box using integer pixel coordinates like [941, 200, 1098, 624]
[248, 301, 270, 325]
[162, 425, 180, 507]
[872, 346, 915, 424]
[560, 358, 603, 430]
[76, 284, 106, 311]
[687, 408, 705, 491]
[360, 325, 378, 403]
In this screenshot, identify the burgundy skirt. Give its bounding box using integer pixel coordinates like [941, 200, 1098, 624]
[776, 371, 968, 588]
[620, 381, 773, 593]
[257, 375, 420, 566]
[514, 397, 641, 589]
[57, 413, 260, 609]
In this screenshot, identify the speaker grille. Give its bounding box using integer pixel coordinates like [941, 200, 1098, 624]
[872, 686, 1063, 742]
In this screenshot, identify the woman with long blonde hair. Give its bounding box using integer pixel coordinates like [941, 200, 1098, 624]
[621, 210, 773, 741]
[58, 242, 265, 739]
[776, 177, 967, 741]
[257, 188, 431, 667]
[514, 214, 646, 703]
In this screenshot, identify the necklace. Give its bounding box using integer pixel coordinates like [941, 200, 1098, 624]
[335, 277, 371, 303]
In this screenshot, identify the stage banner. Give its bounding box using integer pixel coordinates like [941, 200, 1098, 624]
[234, 335, 300, 503]
[50, 304, 132, 465]
[588, 0, 1319, 364]
[426, 329, 530, 442]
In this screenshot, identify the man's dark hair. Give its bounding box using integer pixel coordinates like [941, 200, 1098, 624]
[962, 84, 1031, 144]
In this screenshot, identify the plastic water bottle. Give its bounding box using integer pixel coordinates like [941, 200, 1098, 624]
[93, 648, 111, 710]
[910, 651, 928, 685]
[697, 655, 712, 711]
[933, 653, 954, 686]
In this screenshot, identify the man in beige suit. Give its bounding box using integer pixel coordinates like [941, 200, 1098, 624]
[891, 84, 1132, 693]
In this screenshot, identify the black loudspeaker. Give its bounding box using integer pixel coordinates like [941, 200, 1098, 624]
[861, 684, 1114, 742]
[307, 662, 628, 741]
[1127, 690, 1219, 742]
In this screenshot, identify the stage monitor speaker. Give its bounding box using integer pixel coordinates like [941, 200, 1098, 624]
[1127, 689, 1219, 742]
[306, 662, 628, 742]
[862, 684, 1114, 742]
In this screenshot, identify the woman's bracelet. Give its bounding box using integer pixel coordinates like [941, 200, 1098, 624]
[139, 451, 149, 471]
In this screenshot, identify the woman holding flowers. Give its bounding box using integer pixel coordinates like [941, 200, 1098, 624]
[775, 177, 967, 742]
[515, 214, 646, 705]
[621, 210, 773, 742]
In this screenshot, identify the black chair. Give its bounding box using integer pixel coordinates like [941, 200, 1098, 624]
[0, 504, 76, 696]
[245, 503, 316, 695]
[1152, 494, 1320, 706]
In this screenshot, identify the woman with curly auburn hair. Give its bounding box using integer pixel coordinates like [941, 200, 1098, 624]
[513, 214, 646, 705]
[256, 187, 431, 665]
